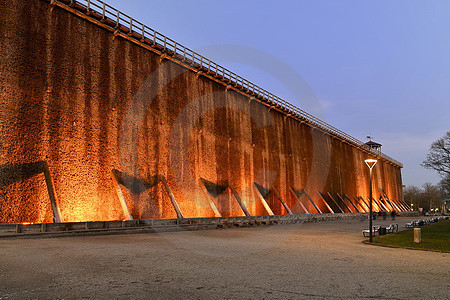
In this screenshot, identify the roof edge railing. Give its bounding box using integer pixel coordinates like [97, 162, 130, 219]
[48, 0, 403, 168]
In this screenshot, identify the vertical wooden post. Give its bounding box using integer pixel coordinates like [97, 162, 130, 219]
[414, 228, 421, 243]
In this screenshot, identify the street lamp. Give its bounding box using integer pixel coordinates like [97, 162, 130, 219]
[365, 158, 378, 243]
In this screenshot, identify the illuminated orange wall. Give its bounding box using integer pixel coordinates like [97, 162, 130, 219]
[0, 0, 403, 223]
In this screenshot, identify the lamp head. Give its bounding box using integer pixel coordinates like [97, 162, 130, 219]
[365, 159, 378, 170]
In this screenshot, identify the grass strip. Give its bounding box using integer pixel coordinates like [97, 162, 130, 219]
[372, 220, 450, 252]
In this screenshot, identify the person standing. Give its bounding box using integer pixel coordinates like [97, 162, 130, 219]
[391, 210, 396, 221]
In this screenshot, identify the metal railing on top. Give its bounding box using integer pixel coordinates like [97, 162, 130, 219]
[51, 0, 403, 167]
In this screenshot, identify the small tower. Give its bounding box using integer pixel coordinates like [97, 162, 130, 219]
[365, 136, 382, 152]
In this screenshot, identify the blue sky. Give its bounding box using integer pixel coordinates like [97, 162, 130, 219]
[105, 0, 450, 187]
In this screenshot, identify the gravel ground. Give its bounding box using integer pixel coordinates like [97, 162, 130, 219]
[0, 217, 448, 299]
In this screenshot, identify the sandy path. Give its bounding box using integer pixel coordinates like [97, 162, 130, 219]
[0, 217, 448, 299]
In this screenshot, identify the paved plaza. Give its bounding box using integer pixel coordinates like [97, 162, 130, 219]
[0, 217, 448, 299]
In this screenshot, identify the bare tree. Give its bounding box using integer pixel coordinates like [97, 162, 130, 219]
[439, 174, 450, 199]
[422, 131, 450, 175]
[404, 183, 446, 212]
[403, 185, 421, 208]
[422, 182, 443, 211]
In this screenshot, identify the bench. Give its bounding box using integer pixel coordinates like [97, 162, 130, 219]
[362, 226, 380, 237]
[386, 223, 398, 233]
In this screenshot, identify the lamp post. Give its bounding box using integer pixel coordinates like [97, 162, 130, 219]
[365, 158, 377, 243]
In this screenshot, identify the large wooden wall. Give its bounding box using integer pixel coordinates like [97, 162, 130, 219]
[0, 0, 403, 223]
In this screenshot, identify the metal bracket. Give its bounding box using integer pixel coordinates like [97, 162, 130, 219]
[160, 54, 168, 63]
[196, 71, 204, 79]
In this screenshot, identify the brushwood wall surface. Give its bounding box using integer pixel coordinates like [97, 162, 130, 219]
[0, 0, 403, 223]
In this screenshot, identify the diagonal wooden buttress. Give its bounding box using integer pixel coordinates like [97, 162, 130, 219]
[111, 170, 133, 220]
[227, 181, 251, 217]
[303, 190, 322, 214]
[289, 187, 310, 214]
[111, 171, 184, 220]
[338, 193, 359, 213]
[325, 192, 345, 213]
[317, 191, 334, 214]
[272, 188, 293, 215]
[253, 183, 274, 216]
[199, 179, 222, 217]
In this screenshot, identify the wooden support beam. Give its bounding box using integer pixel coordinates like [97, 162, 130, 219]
[379, 188, 402, 212]
[384, 198, 396, 212]
[272, 188, 293, 215]
[399, 198, 411, 211]
[378, 190, 395, 212]
[399, 199, 410, 211]
[363, 196, 380, 212]
[160, 176, 184, 219]
[228, 181, 251, 217]
[199, 179, 222, 217]
[339, 193, 359, 213]
[111, 170, 133, 221]
[289, 187, 310, 214]
[395, 200, 406, 212]
[373, 196, 388, 212]
[317, 191, 334, 214]
[333, 193, 353, 213]
[42, 162, 63, 223]
[327, 192, 345, 213]
[304, 190, 322, 214]
[396, 197, 408, 211]
[387, 198, 401, 212]
[395, 199, 407, 211]
[364, 196, 383, 212]
[355, 196, 370, 212]
[253, 183, 274, 216]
